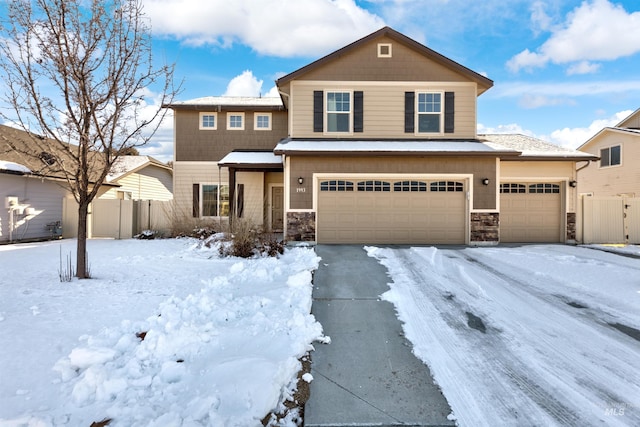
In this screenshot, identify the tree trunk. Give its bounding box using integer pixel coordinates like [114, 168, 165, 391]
[76, 201, 90, 279]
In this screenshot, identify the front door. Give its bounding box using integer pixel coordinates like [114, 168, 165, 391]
[271, 186, 284, 231]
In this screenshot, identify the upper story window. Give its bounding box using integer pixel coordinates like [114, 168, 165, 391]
[600, 145, 621, 167]
[227, 113, 244, 130]
[199, 112, 217, 130]
[327, 92, 351, 132]
[417, 92, 442, 133]
[255, 113, 271, 131]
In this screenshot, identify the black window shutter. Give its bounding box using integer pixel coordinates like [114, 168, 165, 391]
[192, 183, 200, 218]
[404, 92, 415, 133]
[313, 91, 323, 132]
[444, 91, 455, 133]
[354, 91, 364, 133]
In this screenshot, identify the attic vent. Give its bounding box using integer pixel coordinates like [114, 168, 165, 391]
[39, 151, 56, 166]
[378, 43, 392, 58]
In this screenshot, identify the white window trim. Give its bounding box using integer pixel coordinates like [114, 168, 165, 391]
[199, 112, 217, 130]
[325, 90, 353, 135]
[599, 144, 622, 168]
[201, 183, 230, 218]
[254, 112, 272, 131]
[227, 112, 245, 130]
[378, 43, 392, 58]
[415, 91, 444, 135]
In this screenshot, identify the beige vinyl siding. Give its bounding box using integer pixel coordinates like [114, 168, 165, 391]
[173, 161, 229, 221]
[0, 174, 69, 243]
[578, 132, 640, 197]
[237, 172, 264, 226]
[101, 167, 173, 201]
[289, 81, 477, 139]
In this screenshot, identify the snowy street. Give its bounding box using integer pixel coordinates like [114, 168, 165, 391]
[367, 245, 640, 427]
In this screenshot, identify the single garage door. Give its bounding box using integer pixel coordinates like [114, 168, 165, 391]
[500, 183, 562, 243]
[317, 178, 466, 244]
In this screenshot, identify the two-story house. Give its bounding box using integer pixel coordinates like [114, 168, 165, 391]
[166, 27, 595, 245]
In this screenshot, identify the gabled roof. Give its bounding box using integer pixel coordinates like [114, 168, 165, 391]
[616, 107, 640, 128]
[578, 126, 640, 151]
[276, 26, 493, 93]
[165, 96, 284, 111]
[107, 155, 172, 182]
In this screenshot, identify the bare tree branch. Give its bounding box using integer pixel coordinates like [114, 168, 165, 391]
[0, 0, 180, 278]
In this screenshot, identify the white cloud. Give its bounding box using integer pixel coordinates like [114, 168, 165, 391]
[477, 122, 537, 136]
[566, 61, 601, 76]
[507, 0, 640, 72]
[143, 0, 384, 57]
[493, 79, 640, 99]
[546, 110, 633, 149]
[222, 70, 279, 98]
[517, 94, 576, 109]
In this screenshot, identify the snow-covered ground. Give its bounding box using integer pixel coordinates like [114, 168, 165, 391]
[0, 238, 325, 426]
[367, 244, 640, 427]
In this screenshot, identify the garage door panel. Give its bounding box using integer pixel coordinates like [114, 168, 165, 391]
[318, 178, 466, 244]
[501, 190, 561, 243]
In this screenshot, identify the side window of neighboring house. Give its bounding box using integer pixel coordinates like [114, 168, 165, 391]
[313, 90, 363, 133]
[227, 113, 245, 130]
[193, 184, 229, 217]
[600, 145, 621, 167]
[255, 113, 271, 130]
[199, 112, 217, 130]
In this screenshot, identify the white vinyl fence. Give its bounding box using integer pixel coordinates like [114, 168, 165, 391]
[581, 197, 640, 244]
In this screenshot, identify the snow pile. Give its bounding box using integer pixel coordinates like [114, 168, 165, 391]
[0, 239, 324, 427]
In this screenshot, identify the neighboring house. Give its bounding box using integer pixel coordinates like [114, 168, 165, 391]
[576, 109, 640, 243]
[0, 159, 69, 243]
[102, 155, 173, 201]
[166, 26, 595, 245]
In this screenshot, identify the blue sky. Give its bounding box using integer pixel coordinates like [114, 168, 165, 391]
[135, 1, 640, 160]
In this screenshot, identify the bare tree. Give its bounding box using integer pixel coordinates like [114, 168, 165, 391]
[0, 0, 178, 278]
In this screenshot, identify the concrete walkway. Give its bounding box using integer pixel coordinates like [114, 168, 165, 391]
[304, 245, 454, 427]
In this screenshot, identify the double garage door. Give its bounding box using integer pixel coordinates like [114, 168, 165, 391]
[500, 183, 562, 243]
[317, 178, 467, 244]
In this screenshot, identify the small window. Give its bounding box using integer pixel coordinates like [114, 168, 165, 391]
[199, 112, 217, 130]
[227, 113, 244, 130]
[326, 92, 350, 132]
[320, 180, 354, 191]
[394, 181, 427, 192]
[529, 183, 560, 194]
[600, 145, 621, 167]
[500, 183, 526, 194]
[255, 113, 271, 130]
[202, 184, 230, 217]
[378, 43, 392, 58]
[430, 181, 463, 192]
[358, 180, 391, 192]
[417, 92, 442, 133]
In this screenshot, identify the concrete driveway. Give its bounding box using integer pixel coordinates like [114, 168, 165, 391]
[304, 245, 454, 427]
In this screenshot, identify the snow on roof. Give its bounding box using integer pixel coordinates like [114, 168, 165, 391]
[107, 156, 170, 182]
[274, 139, 517, 155]
[170, 96, 283, 108]
[218, 151, 283, 166]
[479, 134, 596, 159]
[0, 160, 31, 174]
